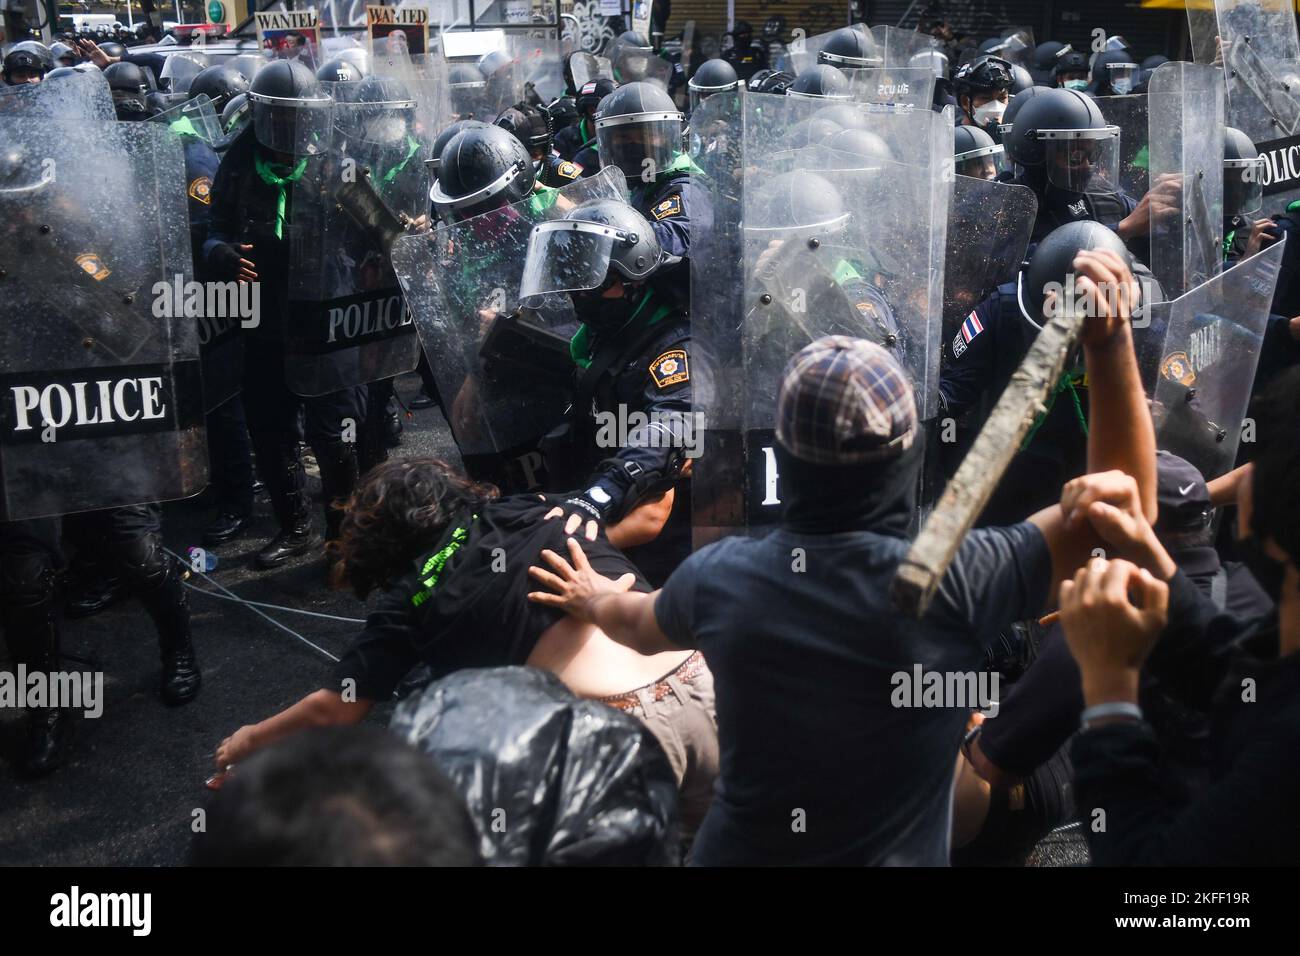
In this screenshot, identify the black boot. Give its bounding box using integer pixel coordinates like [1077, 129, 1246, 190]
[64, 552, 128, 619]
[136, 557, 201, 705]
[317, 443, 360, 543]
[202, 510, 253, 546]
[255, 516, 319, 569]
[4, 585, 76, 776]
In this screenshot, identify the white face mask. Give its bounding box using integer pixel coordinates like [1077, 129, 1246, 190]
[1111, 78, 1134, 94]
[973, 99, 1005, 127]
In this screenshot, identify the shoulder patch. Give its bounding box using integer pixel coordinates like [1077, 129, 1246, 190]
[556, 160, 580, 180]
[649, 348, 689, 389]
[1160, 350, 1196, 386]
[75, 253, 111, 281]
[188, 175, 213, 204]
[651, 194, 683, 220]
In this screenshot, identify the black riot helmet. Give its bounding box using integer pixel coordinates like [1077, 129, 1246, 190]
[785, 64, 850, 101]
[247, 59, 332, 156]
[431, 123, 535, 219]
[98, 40, 127, 59]
[1032, 41, 1071, 73]
[688, 57, 740, 112]
[999, 85, 1048, 139]
[1141, 54, 1169, 72]
[428, 118, 489, 172]
[577, 76, 618, 117]
[593, 81, 684, 184]
[45, 64, 96, 81]
[3, 42, 52, 85]
[750, 69, 794, 95]
[520, 198, 665, 308]
[817, 27, 881, 70]
[189, 64, 250, 113]
[496, 102, 552, 157]
[549, 95, 579, 129]
[1089, 49, 1140, 96]
[104, 61, 150, 119]
[217, 92, 252, 150]
[1224, 126, 1264, 218]
[1006, 87, 1120, 194]
[449, 62, 486, 90]
[953, 54, 1014, 98]
[746, 170, 849, 240]
[316, 57, 366, 84]
[954, 124, 1006, 180]
[1054, 50, 1090, 88]
[1017, 220, 1139, 328]
[1008, 62, 1034, 95]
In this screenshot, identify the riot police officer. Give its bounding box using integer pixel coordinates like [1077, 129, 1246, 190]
[1053, 50, 1090, 91]
[722, 20, 769, 82]
[1088, 49, 1141, 97]
[687, 57, 740, 116]
[521, 199, 695, 582]
[954, 125, 1006, 180]
[204, 60, 367, 567]
[189, 64, 251, 114]
[104, 61, 151, 120]
[816, 27, 881, 71]
[553, 76, 615, 167]
[953, 54, 1013, 132]
[1004, 87, 1140, 244]
[785, 64, 851, 101]
[316, 56, 366, 85]
[496, 101, 583, 187]
[594, 81, 712, 312]
[2, 41, 51, 85]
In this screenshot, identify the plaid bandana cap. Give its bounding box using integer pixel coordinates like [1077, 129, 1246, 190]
[775, 336, 917, 465]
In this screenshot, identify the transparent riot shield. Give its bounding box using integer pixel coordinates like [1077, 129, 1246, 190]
[1193, 0, 1300, 216]
[505, 35, 566, 105]
[568, 51, 614, 91]
[847, 67, 935, 114]
[786, 25, 881, 76]
[285, 83, 433, 397]
[0, 67, 116, 120]
[690, 93, 950, 540]
[943, 177, 1037, 344]
[389, 167, 628, 492]
[870, 26, 941, 69]
[1092, 94, 1150, 199]
[0, 119, 205, 520]
[1139, 241, 1283, 481]
[1147, 62, 1225, 300]
[608, 38, 673, 89]
[149, 94, 223, 147]
[160, 51, 210, 94]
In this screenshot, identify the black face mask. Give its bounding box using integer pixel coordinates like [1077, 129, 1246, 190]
[573, 285, 644, 333]
[1238, 535, 1287, 604]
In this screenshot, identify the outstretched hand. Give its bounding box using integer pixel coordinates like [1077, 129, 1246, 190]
[528, 536, 636, 622]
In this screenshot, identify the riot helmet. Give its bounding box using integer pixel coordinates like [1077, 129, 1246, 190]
[816, 27, 882, 70]
[953, 54, 1014, 129]
[189, 64, 250, 113]
[247, 58, 332, 156]
[999, 85, 1048, 139]
[1224, 126, 1264, 219]
[549, 95, 579, 129]
[746, 170, 849, 242]
[217, 91, 252, 149]
[316, 57, 366, 84]
[1054, 50, 1089, 91]
[688, 57, 740, 113]
[49, 41, 78, 68]
[609, 31, 656, 83]
[335, 75, 417, 148]
[749, 69, 794, 95]
[593, 81, 684, 184]
[520, 198, 665, 307]
[496, 102, 552, 158]
[1008, 62, 1034, 95]
[431, 123, 535, 218]
[98, 41, 127, 59]
[954, 124, 1006, 180]
[909, 48, 949, 81]
[3, 42, 52, 85]
[428, 118, 490, 172]
[1090, 49, 1140, 96]
[105, 61, 150, 119]
[785, 64, 850, 101]
[1006, 87, 1120, 195]
[1017, 220, 1138, 328]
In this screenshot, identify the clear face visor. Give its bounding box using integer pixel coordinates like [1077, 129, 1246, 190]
[818, 49, 882, 70]
[785, 86, 851, 102]
[689, 78, 740, 113]
[955, 142, 1006, 181]
[595, 112, 682, 182]
[429, 157, 529, 215]
[1039, 127, 1121, 194]
[1104, 62, 1139, 94]
[335, 94, 416, 147]
[520, 220, 622, 306]
[160, 53, 207, 94]
[1225, 157, 1265, 217]
[910, 51, 948, 80]
[743, 207, 850, 248]
[151, 94, 223, 145]
[249, 90, 332, 155]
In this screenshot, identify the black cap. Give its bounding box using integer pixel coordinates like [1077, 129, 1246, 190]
[1154, 450, 1213, 538]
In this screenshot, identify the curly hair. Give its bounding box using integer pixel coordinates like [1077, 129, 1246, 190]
[328, 458, 499, 599]
[1248, 366, 1300, 568]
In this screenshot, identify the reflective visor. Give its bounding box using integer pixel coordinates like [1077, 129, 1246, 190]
[519, 220, 621, 306]
[1038, 126, 1121, 194]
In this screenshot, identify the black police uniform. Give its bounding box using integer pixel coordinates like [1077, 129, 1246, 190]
[204, 130, 367, 544]
[1012, 171, 1139, 246]
[536, 153, 583, 188]
[629, 153, 712, 312]
[938, 283, 1090, 524]
[553, 116, 596, 162]
[557, 288, 695, 584]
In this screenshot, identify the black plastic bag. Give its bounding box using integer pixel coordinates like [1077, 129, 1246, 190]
[390, 666, 679, 865]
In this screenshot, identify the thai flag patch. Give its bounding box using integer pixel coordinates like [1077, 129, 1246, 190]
[960, 312, 984, 344]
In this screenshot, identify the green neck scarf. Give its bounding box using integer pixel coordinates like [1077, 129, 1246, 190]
[377, 135, 422, 188]
[254, 151, 308, 239]
[169, 116, 200, 140]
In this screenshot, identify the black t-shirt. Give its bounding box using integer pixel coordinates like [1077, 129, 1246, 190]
[653, 521, 1050, 866]
[333, 495, 651, 701]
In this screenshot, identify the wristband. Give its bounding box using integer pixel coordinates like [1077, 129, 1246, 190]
[1080, 701, 1143, 731]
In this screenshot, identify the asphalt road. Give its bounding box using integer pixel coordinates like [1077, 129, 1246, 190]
[0, 369, 1087, 866]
